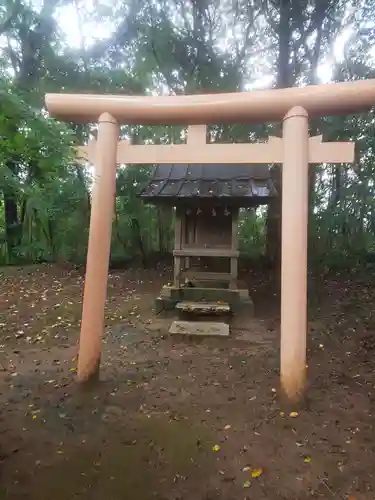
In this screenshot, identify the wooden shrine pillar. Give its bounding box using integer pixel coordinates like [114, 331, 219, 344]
[77, 113, 119, 384]
[173, 206, 183, 287]
[230, 207, 239, 289]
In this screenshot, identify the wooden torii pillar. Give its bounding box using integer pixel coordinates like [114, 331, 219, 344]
[280, 108, 352, 399]
[75, 113, 119, 384]
[45, 78, 372, 400]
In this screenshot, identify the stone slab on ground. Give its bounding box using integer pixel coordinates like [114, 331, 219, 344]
[169, 320, 230, 336]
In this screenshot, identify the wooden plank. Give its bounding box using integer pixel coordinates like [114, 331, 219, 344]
[169, 320, 230, 336]
[182, 270, 232, 281]
[174, 248, 239, 258]
[175, 300, 230, 314]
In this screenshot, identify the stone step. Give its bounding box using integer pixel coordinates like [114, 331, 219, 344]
[175, 300, 230, 314]
[169, 320, 230, 336]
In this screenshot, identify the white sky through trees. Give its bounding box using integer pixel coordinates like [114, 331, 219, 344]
[53, 0, 354, 89]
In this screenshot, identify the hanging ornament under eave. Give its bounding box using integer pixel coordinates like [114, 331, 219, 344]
[212, 208, 216, 216]
[224, 206, 230, 216]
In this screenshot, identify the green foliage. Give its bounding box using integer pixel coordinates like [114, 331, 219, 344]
[1, 0, 375, 270]
[0, 77, 79, 263]
[239, 209, 266, 257]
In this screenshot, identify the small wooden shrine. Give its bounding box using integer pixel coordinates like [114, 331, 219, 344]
[140, 163, 276, 292]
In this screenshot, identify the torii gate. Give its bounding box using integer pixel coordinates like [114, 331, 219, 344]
[45, 79, 375, 401]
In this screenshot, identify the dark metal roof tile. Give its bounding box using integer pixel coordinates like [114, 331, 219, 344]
[139, 163, 276, 200]
[160, 179, 184, 196]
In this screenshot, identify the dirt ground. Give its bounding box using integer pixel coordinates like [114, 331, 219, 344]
[0, 263, 374, 500]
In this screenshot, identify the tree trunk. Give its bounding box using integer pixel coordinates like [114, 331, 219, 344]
[3, 158, 21, 260]
[75, 165, 91, 226]
[265, 0, 291, 268]
[157, 208, 165, 253]
[131, 217, 147, 266]
[4, 193, 20, 260]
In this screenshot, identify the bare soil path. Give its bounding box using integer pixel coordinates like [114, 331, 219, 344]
[0, 264, 374, 499]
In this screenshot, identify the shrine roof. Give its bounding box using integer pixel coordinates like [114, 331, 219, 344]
[139, 163, 276, 204]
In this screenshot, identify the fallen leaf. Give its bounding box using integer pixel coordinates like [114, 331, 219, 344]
[224, 424, 231, 430]
[289, 412, 299, 418]
[243, 480, 251, 488]
[251, 468, 263, 478]
[212, 444, 220, 452]
[304, 456, 312, 463]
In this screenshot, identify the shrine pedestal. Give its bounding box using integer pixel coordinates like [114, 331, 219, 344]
[154, 284, 254, 319]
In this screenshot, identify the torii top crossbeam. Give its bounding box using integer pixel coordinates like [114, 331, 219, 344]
[46, 79, 375, 124]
